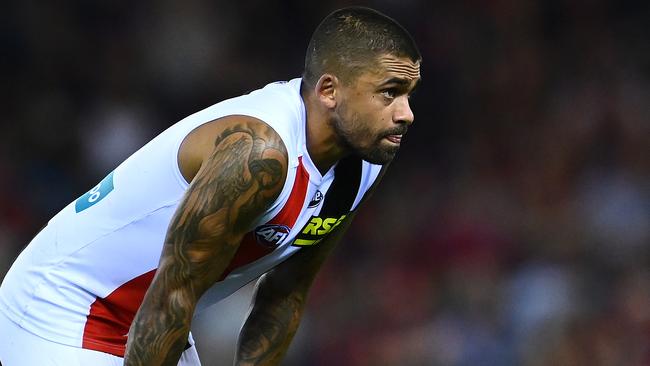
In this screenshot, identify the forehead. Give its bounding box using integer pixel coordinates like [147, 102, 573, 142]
[359, 54, 421, 86]
[377, 55, 421, 79]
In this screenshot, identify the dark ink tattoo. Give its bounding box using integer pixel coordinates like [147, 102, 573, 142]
[124, 119, 287, 366]
[234, 212, 358, 365]
[236, 280, 306, 365]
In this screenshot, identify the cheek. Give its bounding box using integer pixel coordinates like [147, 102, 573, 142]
[345, 97, 387, 140]
[358, 115, 384, 143]
[367, 96, 392, 125]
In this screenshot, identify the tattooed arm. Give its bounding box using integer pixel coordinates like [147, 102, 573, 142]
[123, 116, 288, 366]
[235, 211, 357, 366]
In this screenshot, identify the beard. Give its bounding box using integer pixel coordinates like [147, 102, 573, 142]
[331, 108, 400, 165]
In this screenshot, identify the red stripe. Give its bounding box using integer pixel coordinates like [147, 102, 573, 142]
[268, 157, 310, 226]
[82, 269, 156, 357]
[81, 158, 310, 355]
[218, 157, 310, 280]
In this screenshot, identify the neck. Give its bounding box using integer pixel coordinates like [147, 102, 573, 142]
[301, 83, 349, 175]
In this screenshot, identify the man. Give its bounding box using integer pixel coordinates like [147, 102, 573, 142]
[0, 6, 421, 365]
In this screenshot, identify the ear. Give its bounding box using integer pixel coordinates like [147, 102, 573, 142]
[315, 74, 339, 109]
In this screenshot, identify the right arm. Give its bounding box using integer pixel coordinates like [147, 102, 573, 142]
[123, 117, 288, 366]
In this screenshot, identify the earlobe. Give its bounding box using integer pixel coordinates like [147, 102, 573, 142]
[316, 74, 338, 109]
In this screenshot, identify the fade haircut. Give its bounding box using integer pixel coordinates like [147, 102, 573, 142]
[303, 7, 421, 88]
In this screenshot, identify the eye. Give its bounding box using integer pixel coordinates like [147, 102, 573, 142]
[381, 88, 397, 99]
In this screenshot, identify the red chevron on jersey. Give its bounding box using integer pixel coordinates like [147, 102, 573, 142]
[219, 157, 310, 280]
[82, 270, 155, 356]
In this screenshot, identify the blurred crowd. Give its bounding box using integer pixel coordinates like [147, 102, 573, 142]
[2, 0, 648, 365]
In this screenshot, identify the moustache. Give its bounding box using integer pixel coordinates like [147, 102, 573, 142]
[381, 127, 408, 138]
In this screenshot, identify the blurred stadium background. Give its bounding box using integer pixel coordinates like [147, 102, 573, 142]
[1, 0, 648, 365]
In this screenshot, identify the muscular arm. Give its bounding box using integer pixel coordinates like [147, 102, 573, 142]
[124, 118, 288, 366]
[235, 164, 391, 365]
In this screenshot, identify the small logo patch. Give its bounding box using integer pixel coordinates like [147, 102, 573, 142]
[75, 171, 115, 213]
[255, 224, 290, 248]
[308, 190, 323, 208]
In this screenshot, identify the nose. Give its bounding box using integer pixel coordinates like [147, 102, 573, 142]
[393, 96, 414, 125]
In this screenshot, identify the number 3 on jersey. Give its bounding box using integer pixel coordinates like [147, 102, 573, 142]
[75, 171, 115, 213]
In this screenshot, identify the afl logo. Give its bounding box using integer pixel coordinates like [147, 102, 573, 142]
[255, 224, 290, 248]
[308, 190, 323, 208]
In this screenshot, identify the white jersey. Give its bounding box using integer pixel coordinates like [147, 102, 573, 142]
[0, 78, 382, 357]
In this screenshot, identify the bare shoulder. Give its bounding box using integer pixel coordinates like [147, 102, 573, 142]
[163, 115, 290, 255]
[174, 115, 288, 235]
[178, 115, 288, 184]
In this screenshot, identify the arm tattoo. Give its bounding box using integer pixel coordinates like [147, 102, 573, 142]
[236, 279, 306, 365]
[235, 210, 359, 366]
[124, 120, 287, 366]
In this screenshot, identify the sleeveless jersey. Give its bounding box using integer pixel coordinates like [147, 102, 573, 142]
[0, 78, 382, 357]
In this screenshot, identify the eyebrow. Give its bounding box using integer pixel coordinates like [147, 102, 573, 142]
[379, 77, 413, 87]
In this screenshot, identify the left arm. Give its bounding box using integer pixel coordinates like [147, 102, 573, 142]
[234, 164, 390, 365]
[235, 211, 357, 366]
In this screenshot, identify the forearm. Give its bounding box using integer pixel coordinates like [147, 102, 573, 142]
[124, 281, 196, 366]
[235, 279, 308, 365]
[234, 214, 358, 365]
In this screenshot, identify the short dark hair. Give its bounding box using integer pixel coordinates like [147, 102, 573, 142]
[303, 7, 421, 87]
